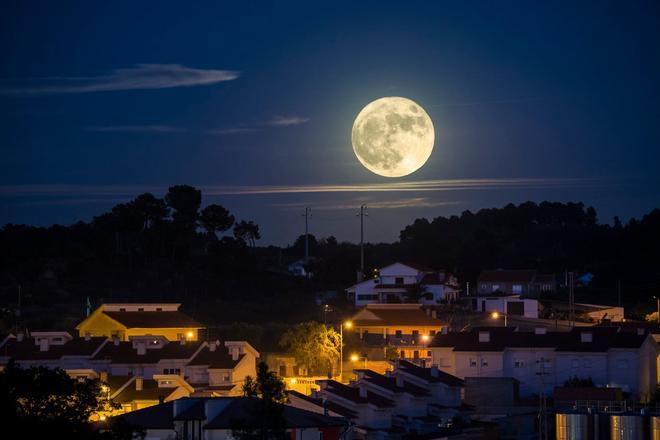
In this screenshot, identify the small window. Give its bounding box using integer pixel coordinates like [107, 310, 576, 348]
[481, 359, 489, 367]
[469, 358, 477, 368]
[413, 350, 419, 359]
[512, 284, 522, 294]
[514, 360, 524, 368]
[395, 277, 404, 285]
[400, 350, 405, 358]
[138, 308, 144, 312]
[412, 330, 419, 336]
[395, 330, 402, 337]
[223, 374, 230, 382]
[119, 308, 126, 312]
[430, 330, 436, 336]
[427, 350, 432, 357]
[156, 307, 162, 311]
[492, 284, 500, 292]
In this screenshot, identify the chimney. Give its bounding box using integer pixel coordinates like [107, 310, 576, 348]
[359, 385, 367, 398]
[441, 327, 448, 335]
[39, 338, 50, 352]
[231, 347, 239, 361]
[84, 332, 91, 341]
[534, 327, 547, 335]
[580, 332, 593, 343]
[425, 308, 431, 316]
[478, 331, 490, 343]
[431, 310, 437, 319]
[100, 371, 108, 383]
[180, 336, 186, 345]
[135, 376, 143, 391]
[430, 365, 439, 378]
[137, 342, 146, 355]
[209, 341, 217, 352]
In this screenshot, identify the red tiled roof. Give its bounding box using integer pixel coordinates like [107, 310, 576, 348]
[1, 337, 107, 361]
[103, 311, 203, 329]
[322, 380, 395, 408]
[187, 346, 243, 369]
[355, 369, 430, 397]
[93, 340, 203, 363]
[477, 270, 536, 283]
[352, 307, 441, 327]
[397, 360, 464, 387]
[429, 327, 649, 353]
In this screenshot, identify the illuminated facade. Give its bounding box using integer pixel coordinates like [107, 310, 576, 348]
[76, 303, 203, 341]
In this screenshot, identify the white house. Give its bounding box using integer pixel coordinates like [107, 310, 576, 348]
[288, 360, 466, 438]
[472, 294, 539, 319]
[429, 326, 658, 401]
[346, 262, 460, 307]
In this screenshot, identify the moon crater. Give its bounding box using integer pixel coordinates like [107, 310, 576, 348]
[351, 96, 434, 177]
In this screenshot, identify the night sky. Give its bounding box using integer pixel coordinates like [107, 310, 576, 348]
[1, 1, 659, 245]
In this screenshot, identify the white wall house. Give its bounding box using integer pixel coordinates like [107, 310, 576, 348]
[346, 262, 459, 307]
[472, 295, 539, 319]
[288, 360, 465, 437]
[429, 327, 658, 401]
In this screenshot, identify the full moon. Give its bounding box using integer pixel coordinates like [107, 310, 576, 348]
[351, 96, 434, 177]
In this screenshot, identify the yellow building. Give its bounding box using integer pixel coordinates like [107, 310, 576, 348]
[76, 303, 204, 341]
[349, 303, 444, 338]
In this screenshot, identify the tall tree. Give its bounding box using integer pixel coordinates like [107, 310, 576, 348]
[279, 321, 341, 375]
[131, 193, 168, 231]
[234, 362, 287, 440]
[234, 220, 261, 247]
[200, 204, 235, 239]
[165, 185, 202, 232]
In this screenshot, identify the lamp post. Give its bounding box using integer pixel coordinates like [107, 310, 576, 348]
[350, 353, 367, 369]
[340, 321, 352, 381]
[491, 311, 507, 327]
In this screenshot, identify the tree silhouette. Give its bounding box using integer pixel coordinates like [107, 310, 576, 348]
[165, 185, 202, 232]
[234, 220, 261, 247]
[132, 193, 168, 231]
[200, 204, 235, 239]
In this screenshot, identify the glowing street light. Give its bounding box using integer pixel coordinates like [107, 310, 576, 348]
[186, 331, 194, 340]
[350, 353, 367, 368]
[421, 334, 430, 343]
[340, 321, 353, 381]
[491, 311, 507, 327]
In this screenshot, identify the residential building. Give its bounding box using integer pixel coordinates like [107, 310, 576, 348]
[76, 303, 204, 341]
[115, 397, 347, 440]
[346, 262, 459, 306]
[471, 294, 539, 319]
[476, 269, 556, 296]
[288, 360, 467, 438]
[429, 326, 658, 400]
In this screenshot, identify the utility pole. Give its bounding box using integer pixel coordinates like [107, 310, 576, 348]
[357, 205, 367, 281]
[536, 357, 549, 440]
[568, 272, 575, 328]
[302, 207, 311, 264]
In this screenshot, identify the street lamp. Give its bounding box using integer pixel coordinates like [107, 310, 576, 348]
[491, 311, 507, 327]
[340, 321, 352, 381]
[350, 353, 367, 368]
[421, 334, 430, 343]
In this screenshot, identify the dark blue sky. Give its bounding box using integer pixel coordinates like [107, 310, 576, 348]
[1, 1, 659, 245]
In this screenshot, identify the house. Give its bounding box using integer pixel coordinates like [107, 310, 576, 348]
[115, 397, 347, 440]
[471, 294, 539, 319]
[429, 326, 658, 400]
[76, 303, 204, 341]
[476, 269, 556, 296]
[346, 262, 459, 306]
[287, 360, 466, 438]
[346, 304, 444, 364]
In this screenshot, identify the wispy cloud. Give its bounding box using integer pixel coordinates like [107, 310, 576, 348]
[273, 198, 463, 211]
[267, 116, 311, 127]
[0, 177, 606, 199]
[0, 64, 239, 96]
[205, 127, 259, 135]
[85, 125, 185, 133]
